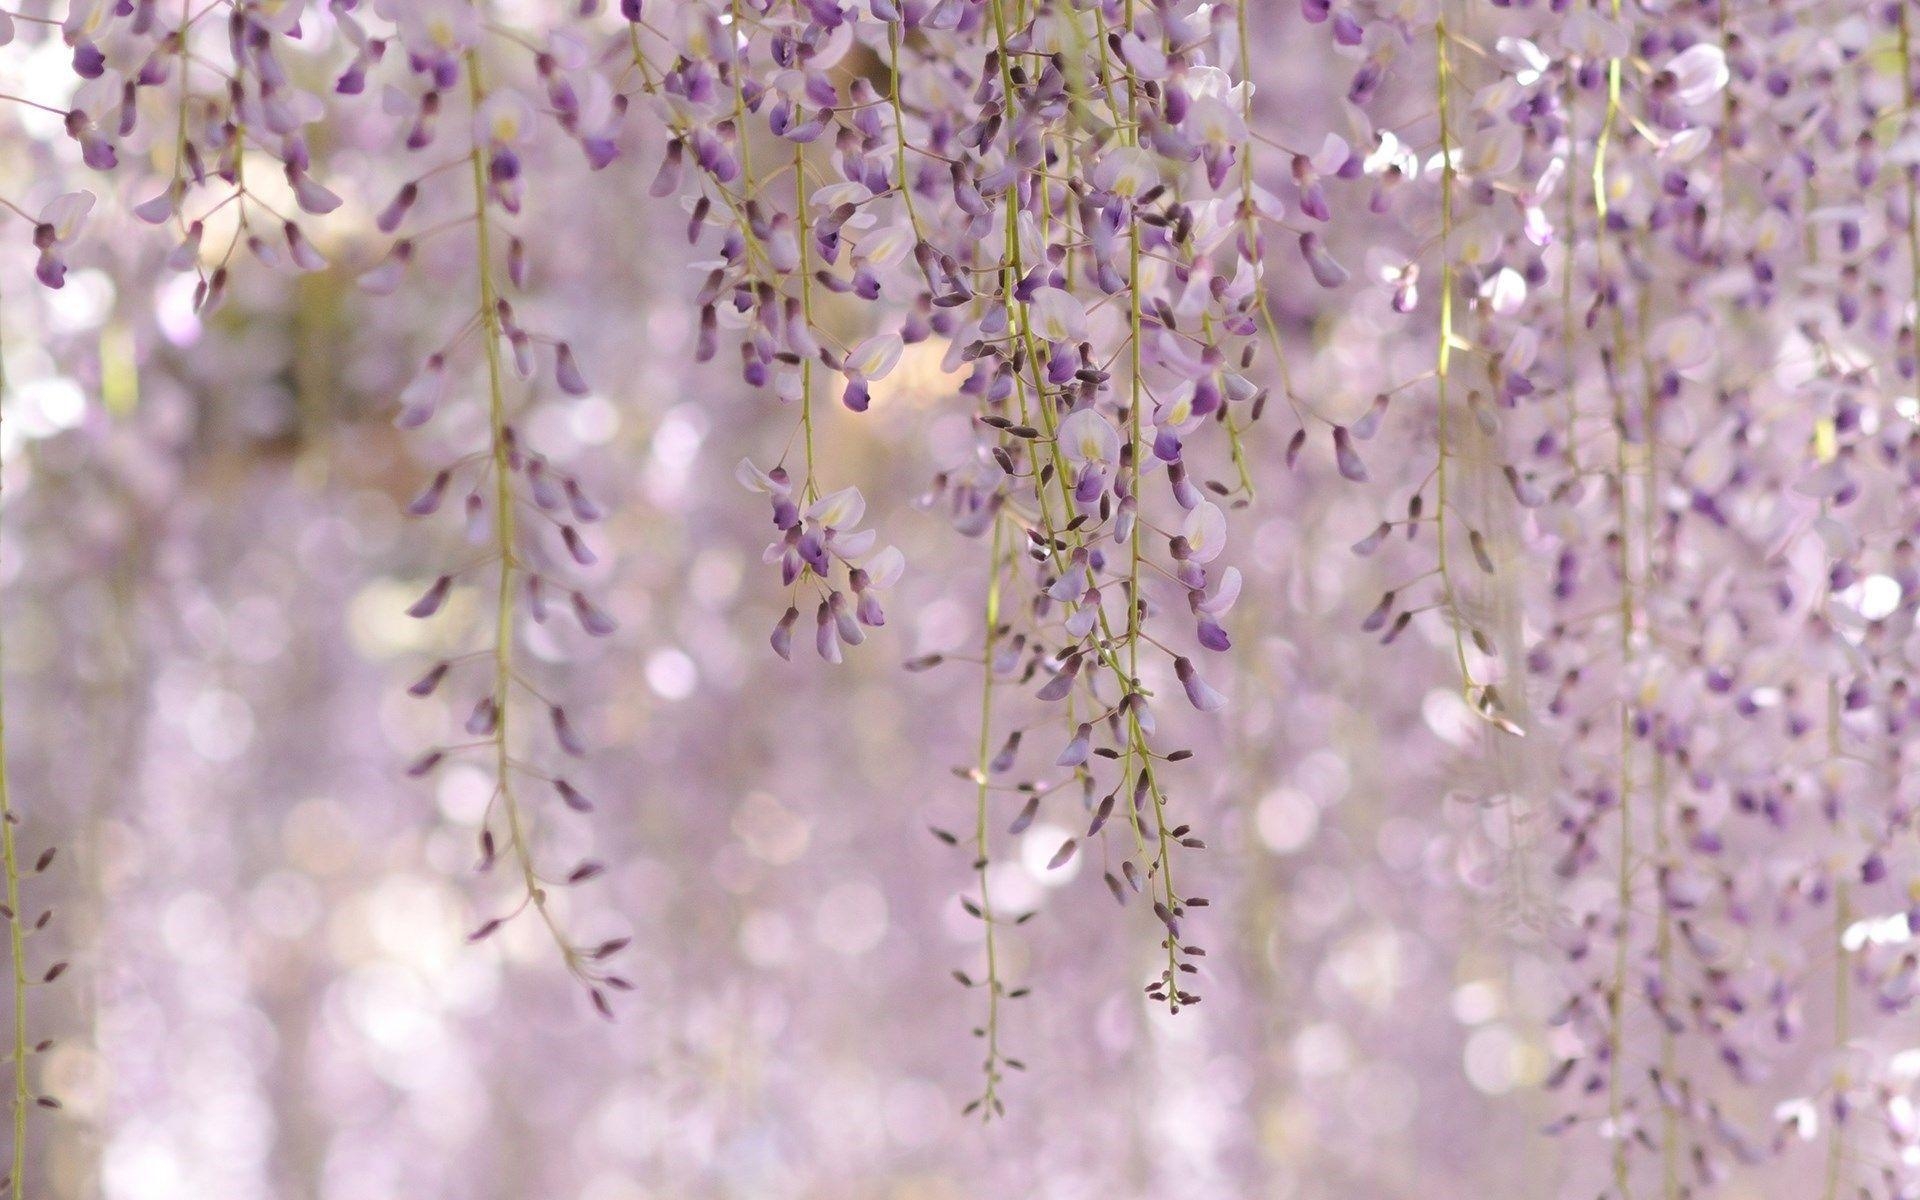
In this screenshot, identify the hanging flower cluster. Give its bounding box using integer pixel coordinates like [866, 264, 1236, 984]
[1299, 0, 1920, 1193]
[365, 2, 630, 1012]
[620, 0, 1333, 1110]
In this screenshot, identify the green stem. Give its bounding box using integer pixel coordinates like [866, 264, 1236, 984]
[1639, 293, 1676, 1200]
[1823, 680, 1850, 1200]
[971, 516, 1006, 1116]
[465, 49, 569, 968]
[1824, 878, 1850, 1200]
[794, 144, 818, 502]
[885, 24, 926, 244]
[1593, 0, 1622, 221]
[1433, 20, 1473, 697]
[1603, 160, 1639, 1200]
[0, 275, 25, 1200]
[1900, 5, 1920, 352]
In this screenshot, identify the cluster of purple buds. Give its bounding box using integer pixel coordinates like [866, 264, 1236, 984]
[738, 460, 903, 663]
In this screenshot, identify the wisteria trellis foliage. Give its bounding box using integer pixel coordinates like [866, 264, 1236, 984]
[2, 0, 1920, 1196]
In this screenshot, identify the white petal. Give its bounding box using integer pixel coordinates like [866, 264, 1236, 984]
[864, 546, 906, 590]
[1310, 132, 1350, 176]
[1029, 288, 1088, 343]
[1482, 267, 1526, 316]
[1182, 502, 1227, 564]
[735, 457, 786, 495]
[808, 486, 866, 529]
[39, 191, 95, 241]
[1058, 407, 1120, 465]
[831, 527, 878, 559]
[1093, 146, 1158, 198]
[848, 332, 903, 380]
[1667, 44, 1729, 107]
[1197, 566, 1242, 615]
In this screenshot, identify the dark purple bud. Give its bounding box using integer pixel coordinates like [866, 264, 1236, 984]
[408, 662, 451, 697]
[1058, 724, 1092, 767]
[1352, 522, 1390, 557]
[407, 575, 452, 618]
[377, 182, 418, 233]
[1300, 232, 1349, 287]
[572, 592, 617, 636]
[1037, 657, 1079, 701]
[408, 470, 452, 516]
[562, 526, 597, 566]
[1174, 657, 1227, 712]
[1352, 393, 1389, 440]
[990, 731, 1021, 774]
[287, 168, 341, 215]
[564, 479, 603, 523]
[34, 250, 66, 290]
[829, 591, 863, 647]
[555, 779, 593, 812]
[1009, 795, 1040, 835]
[72, 42, 105, 77]
[815, 601, 842, 663]
[771, 606, 799, 660]
[1333, 426, 1368, 482]
[551, 705, 587, 756]
[1361, 591, 1395, 633]
[555, 343, 590, 396]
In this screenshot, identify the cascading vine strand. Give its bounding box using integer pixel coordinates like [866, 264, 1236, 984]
[0, 275, 22, 1200]
[380, 4, 630, 1008]
[0, 257, 69, 1200]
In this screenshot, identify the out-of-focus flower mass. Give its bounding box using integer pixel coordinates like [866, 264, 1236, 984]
[0, 0, 1912, 1198]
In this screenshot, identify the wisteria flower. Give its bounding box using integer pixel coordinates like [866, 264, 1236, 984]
[31, 191, 94, 289]
[841, 332, 902, 412]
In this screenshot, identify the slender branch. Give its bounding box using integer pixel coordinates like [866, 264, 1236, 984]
[465, 47, 570, 969]
[0, 258, 27, 1200]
